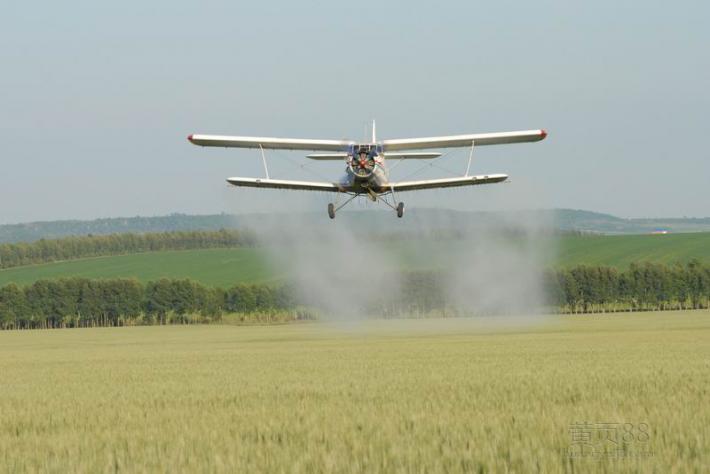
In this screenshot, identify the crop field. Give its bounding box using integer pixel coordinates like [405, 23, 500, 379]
[1, 232, 710, 288]
[555, 232, 710, 268]
[0, 248, 283, 287]
[0, 311, 708, 472]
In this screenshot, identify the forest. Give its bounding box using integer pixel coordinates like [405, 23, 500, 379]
[1, 262, 708, 329]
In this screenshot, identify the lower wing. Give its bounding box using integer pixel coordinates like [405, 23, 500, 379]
[227, 177, 344, 192]
[305, 152, 442, 160]
[226, 174, 507, 193]
[386, 174, 508, 192]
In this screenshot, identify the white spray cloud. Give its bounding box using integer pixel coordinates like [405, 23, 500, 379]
[437, 210, 555, 317]
[235, 208, 401, 321]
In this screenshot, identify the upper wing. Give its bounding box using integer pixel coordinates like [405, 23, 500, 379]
[382, 129, 546, 151]
[189, 134, 354, 152]
[227, 177, 344, 192]
[387, 174, 508, 192]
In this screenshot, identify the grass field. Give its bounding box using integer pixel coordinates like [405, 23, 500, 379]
[556, 232, 710, 268]
[0, 311, 708, 472]
[1, 232, 710, 288]
[0, 248, 284, 287]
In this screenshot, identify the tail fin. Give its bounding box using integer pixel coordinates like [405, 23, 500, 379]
[372, 119, 377, 143]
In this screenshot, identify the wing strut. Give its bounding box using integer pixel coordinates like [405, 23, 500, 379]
[465, 140, 475, 177]
[259, 144, 270, 179]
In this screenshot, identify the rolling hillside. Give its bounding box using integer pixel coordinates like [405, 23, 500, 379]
[3, 209, 710, 243]
[0, 249, 281, 288]
[1, 232, 709, 288]
[556, 232, 710, 268]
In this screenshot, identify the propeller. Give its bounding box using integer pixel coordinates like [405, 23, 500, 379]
[349, 152, 377, 178]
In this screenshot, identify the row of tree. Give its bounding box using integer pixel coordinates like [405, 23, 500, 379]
[545, 261, 710, 312]
[1, 262, 708, 330]
[0, 278, 303, 330]
[0, 229, 256, 269]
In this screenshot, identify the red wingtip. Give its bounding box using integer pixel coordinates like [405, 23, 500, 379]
[540, 129, 548, 139]
[187, 134, 194, 142]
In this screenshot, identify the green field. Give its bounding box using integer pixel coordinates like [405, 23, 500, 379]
[0, 248, 283, 287]
[1, 232, 710, 288]
[556, 232, 710, 268]
[1, 311, 707, 472]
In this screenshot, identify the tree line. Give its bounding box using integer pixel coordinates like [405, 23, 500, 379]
[0, 229, 256, 269]
[0, 262, 708, 330]
[544, 261, 710, 313]
[0, 278, 303, 330]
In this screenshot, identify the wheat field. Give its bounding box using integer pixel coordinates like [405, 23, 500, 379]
[0, 311, 708, 473]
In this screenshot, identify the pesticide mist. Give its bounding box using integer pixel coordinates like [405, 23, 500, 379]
[232, 204, 556, 323]
[240, 211, 402, 321]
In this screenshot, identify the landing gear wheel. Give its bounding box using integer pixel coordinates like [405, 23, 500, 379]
[396, 202, 404, 218]
[328, 203, 336, 219]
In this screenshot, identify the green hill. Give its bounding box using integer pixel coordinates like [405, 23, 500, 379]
[556, 232, 710, 268]
[1, 232, 709, 288]
[0, 249, 281, 288]
[3, 209, 710, 243]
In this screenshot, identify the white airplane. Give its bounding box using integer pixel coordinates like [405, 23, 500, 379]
[188, 122, 547, 218]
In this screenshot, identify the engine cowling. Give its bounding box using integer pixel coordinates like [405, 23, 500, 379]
[349, 155, 375, 178]
[348, 149, 379, 179]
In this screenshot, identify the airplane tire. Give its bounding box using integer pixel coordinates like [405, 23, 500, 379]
[396, 202, 404, 218]
[328, 203, 336, 219]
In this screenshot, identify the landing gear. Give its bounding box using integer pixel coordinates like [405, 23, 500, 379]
[396, 202, 404, 218]
[326, 193, 403, 219]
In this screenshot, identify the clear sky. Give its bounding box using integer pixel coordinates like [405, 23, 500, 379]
[1, 0, 708, 224]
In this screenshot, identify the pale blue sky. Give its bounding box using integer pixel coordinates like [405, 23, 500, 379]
[1, 0, 708, 224]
